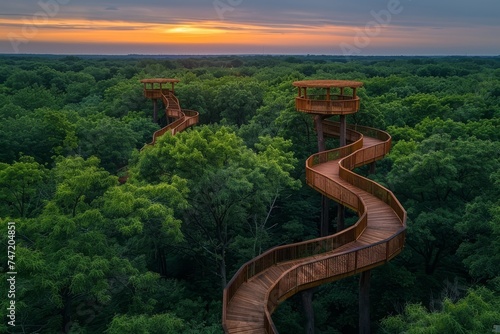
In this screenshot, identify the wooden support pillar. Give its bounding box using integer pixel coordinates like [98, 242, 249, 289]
[339, 115, 347, 147]
[153, 99, 158, 123]
[315, 115, 326, 152]
[301, 288, 315, 334]
[359, 270, 371, 334]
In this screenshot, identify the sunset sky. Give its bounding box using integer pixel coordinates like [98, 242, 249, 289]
[1, 0, 499, 55]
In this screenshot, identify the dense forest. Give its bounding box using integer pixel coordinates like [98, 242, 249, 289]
[0, 54, 499, 333]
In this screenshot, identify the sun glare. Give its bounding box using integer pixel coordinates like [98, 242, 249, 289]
[166, 25, 224, 35]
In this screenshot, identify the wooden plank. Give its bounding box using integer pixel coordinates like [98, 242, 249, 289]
[223, 123, 406, 333]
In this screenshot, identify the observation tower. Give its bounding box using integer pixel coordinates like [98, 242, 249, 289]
[293, 79, 364, 236]
[220, 78, 406, 334]
[140, 78, 179, 123]
[293, 79, 363, 149]
[139, 78, 198, 147]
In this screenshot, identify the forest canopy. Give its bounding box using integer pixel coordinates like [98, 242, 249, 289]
[0, 55, 499, 333]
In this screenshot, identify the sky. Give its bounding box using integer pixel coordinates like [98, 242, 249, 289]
[0, 0, 499, 55]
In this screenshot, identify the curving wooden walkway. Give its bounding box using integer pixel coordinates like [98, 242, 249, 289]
[222, 120, 406, 333]
[143, 91, 199, 148]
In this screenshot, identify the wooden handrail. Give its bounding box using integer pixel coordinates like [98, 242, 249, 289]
[223, 126, 365, 314]
[222, 119, 406, 333]
[141, 92, 199, 149]
[295, 96, 360, 115]
[261, 123, 406, 332]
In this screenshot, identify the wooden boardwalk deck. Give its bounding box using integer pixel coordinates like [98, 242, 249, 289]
[223, 121, 406, 333]
[142, 91, 199, 148]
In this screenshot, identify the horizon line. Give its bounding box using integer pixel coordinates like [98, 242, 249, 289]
[1, 53, 499, 57]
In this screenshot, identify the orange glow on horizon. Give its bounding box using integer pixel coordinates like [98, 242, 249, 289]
[0, 17, 361, 49]
[3, 16, 496, 54]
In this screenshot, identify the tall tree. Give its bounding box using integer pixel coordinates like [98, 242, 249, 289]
[387, 133, 499, 276]
[131, 126, 299, 289]
[0, 156, 49, 218]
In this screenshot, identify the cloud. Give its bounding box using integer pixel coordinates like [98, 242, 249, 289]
[0, 0, 499, 55]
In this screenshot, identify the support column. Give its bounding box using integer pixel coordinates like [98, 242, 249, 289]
[302, 288, 315, 334]
[153, 99, 158, 123]
[339, 114, 347, 147]
[314, 115, 326, 152]
[359, 270, 371, 334]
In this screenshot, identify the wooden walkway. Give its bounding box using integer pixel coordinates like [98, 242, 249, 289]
[142, 91, 199, 148]
[223, 121, 406, 333]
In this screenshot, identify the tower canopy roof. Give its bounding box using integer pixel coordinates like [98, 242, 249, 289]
[293, 80, 363, 88]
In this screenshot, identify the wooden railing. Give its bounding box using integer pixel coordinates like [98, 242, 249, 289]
[265, 232, 406, 319]
[143, 88, 171, 99]
[261, 123, 406, 332]
[222, 126, 365, 330]
[142, 92, 199, 148]
[295, 96, 360, 115]
[222, 121, 406, 333]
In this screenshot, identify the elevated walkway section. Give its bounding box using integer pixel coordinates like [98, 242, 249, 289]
[140, 79, 199, 148]
[222, 121, 406, 333]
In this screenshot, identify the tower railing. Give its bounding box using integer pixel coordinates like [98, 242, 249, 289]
[295, 96, 360, 114]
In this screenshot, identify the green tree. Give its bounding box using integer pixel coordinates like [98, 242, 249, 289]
[101, 79, 148, 118]
[0, 157, 125, 333]
[214, 80, 263, 127]
[456, 170, 500, 283]
[0, 108, 78, 164]
[0, 156, 49, 218]
[379, 287, 500, 334]
[131, 126, 299, 289]
[387, 133, 499, 276]
[0, 156, 190, 333]
[76, 114, 139, 171]
[11, 84, 62, 111]
[101, 178, 188, 277]
[106, 313, 185, 334]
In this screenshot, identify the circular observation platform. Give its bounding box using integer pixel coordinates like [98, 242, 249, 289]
[141, 78, 180, 99]
[293, 80, 363, 115]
